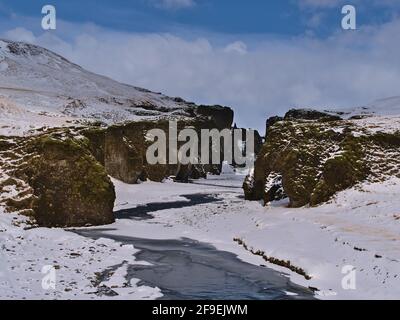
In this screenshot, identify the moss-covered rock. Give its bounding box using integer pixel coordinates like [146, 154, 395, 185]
[14, 135, 115, 227]
[244, 112, 400, 207]
[82, 116, 234, 184]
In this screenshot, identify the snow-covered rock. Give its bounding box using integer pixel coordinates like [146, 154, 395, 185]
[245, 105, 400, 207]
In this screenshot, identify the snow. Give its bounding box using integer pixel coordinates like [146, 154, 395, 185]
[322, 96, 400, 135]
[0, 40, 194, 136]
[352, 116, 400, 134]
[325, 96, 400, 119]
[0, 209, 162, 300]
[365, 96, 400, 116]
[88, 174, 400, 300]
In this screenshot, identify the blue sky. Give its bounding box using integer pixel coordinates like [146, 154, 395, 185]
[0, 0, 398, 38]
[0, 0, 308, 36]
[0, 1, 400, 130]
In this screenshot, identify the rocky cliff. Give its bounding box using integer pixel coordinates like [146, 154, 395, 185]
[244, 108, 400, 207]
[0, 131, 115, 227]
[83, 114, 234, 185]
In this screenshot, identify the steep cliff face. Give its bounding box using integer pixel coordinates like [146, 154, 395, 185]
[0, 132, 115, 227]
[244, 109, 400, 207]
[83, 113, 234, 184]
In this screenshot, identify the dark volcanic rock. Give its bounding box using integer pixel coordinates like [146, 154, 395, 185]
[284, 109, 342, 122]
[265, 116, 283, 137]
[196, 105, 234, 130]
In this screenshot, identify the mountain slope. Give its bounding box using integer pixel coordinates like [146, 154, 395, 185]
[324, 96, 400, 118]
[0, 39, 204, 136]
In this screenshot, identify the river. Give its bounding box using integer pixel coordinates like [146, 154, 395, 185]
[75, 190, 315, 300]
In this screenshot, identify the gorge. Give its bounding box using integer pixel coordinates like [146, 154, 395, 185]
[1, 39, 400, 299]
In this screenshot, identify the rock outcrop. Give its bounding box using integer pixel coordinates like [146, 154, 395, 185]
[283, 109, 342, 122]
[195, 105, 234, 130]
[83, 112, 234, 184]
[0, 132, 115, 227]
[244, 109, 400, 207]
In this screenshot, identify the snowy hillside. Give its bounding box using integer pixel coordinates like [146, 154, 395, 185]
[320, 96, 400, 118]
[321, 96, 400, 134]
[0, 39, 196, 136]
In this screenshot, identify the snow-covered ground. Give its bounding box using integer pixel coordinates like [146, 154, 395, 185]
[82, 174, 400, 300]
[1, 173, 399, 299]
[0, 208, 162, 300]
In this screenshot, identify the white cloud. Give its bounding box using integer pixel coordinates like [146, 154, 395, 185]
[2, 18, 400, 132]
[298, 0, 400, 9]
[3, 27, 35, 43]
[298, 0, 345, 8]
[151, 0, 195, 10]
[224, 41, 247, 55]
